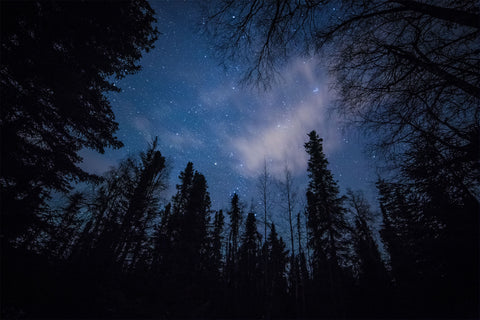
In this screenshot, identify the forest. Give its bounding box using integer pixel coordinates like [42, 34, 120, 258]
[1, 0, 479, 319]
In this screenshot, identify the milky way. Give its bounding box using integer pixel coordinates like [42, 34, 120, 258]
[80, 1, 377, 214]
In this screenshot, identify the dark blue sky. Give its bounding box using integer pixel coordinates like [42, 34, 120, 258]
[80, 0, 378, 214]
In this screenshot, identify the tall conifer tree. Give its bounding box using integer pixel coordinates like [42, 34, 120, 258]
[304, 130, 349, 316]
[238, 211, 262, 316]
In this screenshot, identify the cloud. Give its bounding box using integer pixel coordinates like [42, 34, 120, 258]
[132, 115, 153, 142]
[130, 113, 205, 153]
[199, 81, 237, 108]
[227, 58, 342, 178]
[163, 130, 205, 151]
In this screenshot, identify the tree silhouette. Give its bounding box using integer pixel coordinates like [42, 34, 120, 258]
[115, 138, 167, 270]
[0, 0, 158, 243]
[278, 166, 300, 314]
[217, 193, 243, 315]
[46, 192, 85, 260]
[304, 130, 350, 316]
[238, 211, 262, 316]
[2, 131, 478, 317]
[378, 165, 479, 317]
[346, 189, 390, 316]
[160, 162, 212, 315]
[265, 223, 289, 317]
[211, 210, 225, 278]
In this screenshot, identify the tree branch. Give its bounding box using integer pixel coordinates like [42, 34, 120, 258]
[393, 0, 480, 29]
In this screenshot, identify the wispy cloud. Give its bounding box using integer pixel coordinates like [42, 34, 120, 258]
[217, 58, 342, 178]
[163, 129, 205, 151]
[132, 115, 153, 142]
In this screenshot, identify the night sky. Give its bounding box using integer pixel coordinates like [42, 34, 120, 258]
[79, 0, 377, 213]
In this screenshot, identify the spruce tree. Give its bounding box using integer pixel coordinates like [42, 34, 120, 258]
[208, 210, 225, 314]
[47, 192, 85, 260]
[211, 210, 225, 277]
[377, 180, 424, 287]
[224, 193, 243, 315]
[347, 189, 388, 286]
[347, 189, 389, 316]
[304, 130, 349, 316]
[227, 193, 242, 266]
[1, 1, 159, 242]
[265, 223, 289, 316]
[167, 162, 212, 315]
[238, 211, 262, 316]
[116, 138, 167, 269]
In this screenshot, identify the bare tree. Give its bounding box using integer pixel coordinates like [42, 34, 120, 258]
[277, 165, 300, 311]
[256, 159, 273, 316]
[257, 159, 272, 244]
[206, 0, 480, 199]
[278, 166, 297, 260]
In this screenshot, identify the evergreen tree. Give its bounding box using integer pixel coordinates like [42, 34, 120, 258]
[238, 211, 262, 316]
[207, 210, 225, 315]
[46, 192, 85, 260]
[377, 180, 426, 288]
[346, 189, 389, 316]
[151, 203, 172, 273]
[1, 0, 159, 242]
[227, 193, 242, 266]
[347, 190, 388, 285]
[295, 212, 308, 316]
[70, 140, 167, 273]
[211, 210, 225, 277]
[172, 162, 195, 215]
[69, 156, 139, 272]
[402, 136, 479, 316]
[223, 193, 243, 315]
[115, 138, 167, 270]
[166, 162, 212, 315]
[377, 174, 479, 317]
[265, 223, 289, 316]
[304, 130, 349, 316]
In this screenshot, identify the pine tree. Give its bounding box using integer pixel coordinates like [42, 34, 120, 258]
[211, 210, 225, 277]
[208, 210, 225, 314]
[224, 193, 243, 315]
[346, 189, 389, 315]
[377, 175, 479, 317]
[167, 162, 212, 315]
[402, 136, 479, 316]
[238, 211, 262, 316]
[296, 212, 308, 316]
[227, 193, 242, 266]
[377, 180, 425, 287]
[47, 192, 85, 260]
[151, 203, 172, 273]
[68, 140, 167, 273]
[70, 156, 138, 272]
[116, 138, 167, 270]
[347, 190, 388, 286]
[1, 1, 159, 242]
[265, 223, 289, 316]
[304, 130, 349, 316]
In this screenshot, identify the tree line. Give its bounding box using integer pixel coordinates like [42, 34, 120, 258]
[3, 131, 478, 318]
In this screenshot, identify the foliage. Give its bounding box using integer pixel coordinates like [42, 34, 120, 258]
[304, 130, 351, 316]
[0, 0, 159, 241]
